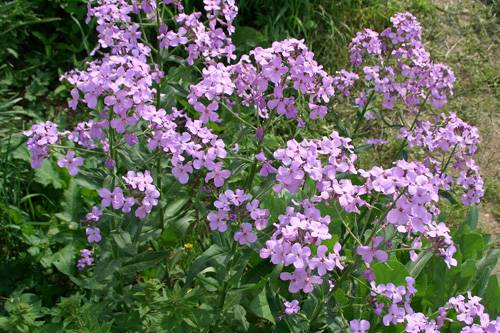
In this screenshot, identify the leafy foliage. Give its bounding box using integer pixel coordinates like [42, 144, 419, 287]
[0, 1, 499, 333]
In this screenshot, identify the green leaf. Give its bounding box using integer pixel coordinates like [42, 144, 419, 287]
[482, 275, 500, 316]
[120, 251, 168, 275]
[94, 258, 125, 282]
[460, 231, 484, 259]
[407, 251, 433, 278]
[334, 289, 349, 306]
[233, 305, 250, 331]
[52, 244, 76, 276]
[232, 26, 266, 49]
[249, 287, 275, 324]
[185, 244, 229, 287]
[465, 205, 479, 229]
[473, 249, 500, 296]
[56, 180, 83, 223]
[439, 190, 458, 204]
[34, 159, 64, 189]
[373, 258, 409, 285]
[163, 213, 194, 243]
[112, 232, 136, 255]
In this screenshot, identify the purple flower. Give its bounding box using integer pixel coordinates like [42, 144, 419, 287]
[172, 162, 193, 184]
[234, 223, 257, 245]
[283, 300, 300, 315]
[309, 244, 343, 276]
[350, 319, 370, 333]
[285, 243, 311, 269]
[98, 187, 125, 209]
[77, 249, 93, 271]
[207, 210, 228, 232]
[356, 236, 388, 264]
[57, 150, 84, 176]
[205, 162, 231, 187]
[280, 268, 321, 293]
[85, 206, 102, 222]
[86, 227, 102, 243]
[24, 121, 59, 168]
[255, 127, 264, 139]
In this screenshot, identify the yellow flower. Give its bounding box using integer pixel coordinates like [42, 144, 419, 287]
[184, 243, 193, 250]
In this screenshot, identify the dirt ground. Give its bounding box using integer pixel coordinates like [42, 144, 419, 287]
[424, 0, 500, 272]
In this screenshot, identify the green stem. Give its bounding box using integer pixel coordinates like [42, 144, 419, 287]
[440, 144, 458, 176]
[352, 90, 375, 137]
[395, 93, 430, 159]
[211, 242, 238, 331]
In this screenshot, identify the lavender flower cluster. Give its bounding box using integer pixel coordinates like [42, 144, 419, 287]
[356, 278, 500, 332]
[207, 189, 269, 245]
[347, 12, 455, 111]
[22, 0, 494, 330]
[158, 0, 237, 64]
[260, 200, 343, 293]
[401, 112, 484, 205]
[188, 38, 335, 125]
[144, 107, 230, 187]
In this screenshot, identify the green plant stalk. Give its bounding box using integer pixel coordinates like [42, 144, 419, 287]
[323, 190, 406, 314]
[352, 90, 375, 137]
[211, 241, 239, 331]
[440, 144, 458, 176]
[395, 92, 431, 159]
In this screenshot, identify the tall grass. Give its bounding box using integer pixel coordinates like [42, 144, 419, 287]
[238, 0, 433, 71]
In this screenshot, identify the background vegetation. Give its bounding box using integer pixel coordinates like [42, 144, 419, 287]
[0, 0, 498, 331]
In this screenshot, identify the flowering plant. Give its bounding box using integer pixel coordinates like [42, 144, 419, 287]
[22, 1, 499, 332]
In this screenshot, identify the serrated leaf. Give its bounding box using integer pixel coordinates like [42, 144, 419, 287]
[57, 181, 83, 223]
[233, 305, 250, 331]
[52, 244, 76, 276]
[34, 160, 64, 189]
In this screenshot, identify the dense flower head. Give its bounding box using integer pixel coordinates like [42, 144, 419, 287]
[77, 249, 94, 271]
[67, 120, 106, 149]
[362, 160, 457, 267]
[400, 112, 484, 205]
[260, 200, 343, 293]
[24, 121, 60, 168]
[97, 170, 159, 219]
[270, 131, 359, 204]
[207, 189, 268, 244]
[158, 0, 237, 64]
[188, 38, 335, 124]
[86, 0, 149, 56]
[349, 12, 455, 111]
[368, 278, 500, 333]
[350, 28, 383, 66]
[62, 53, 161, 117]
[144, 107, 230, 187]
[333, 70, 359, 97]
